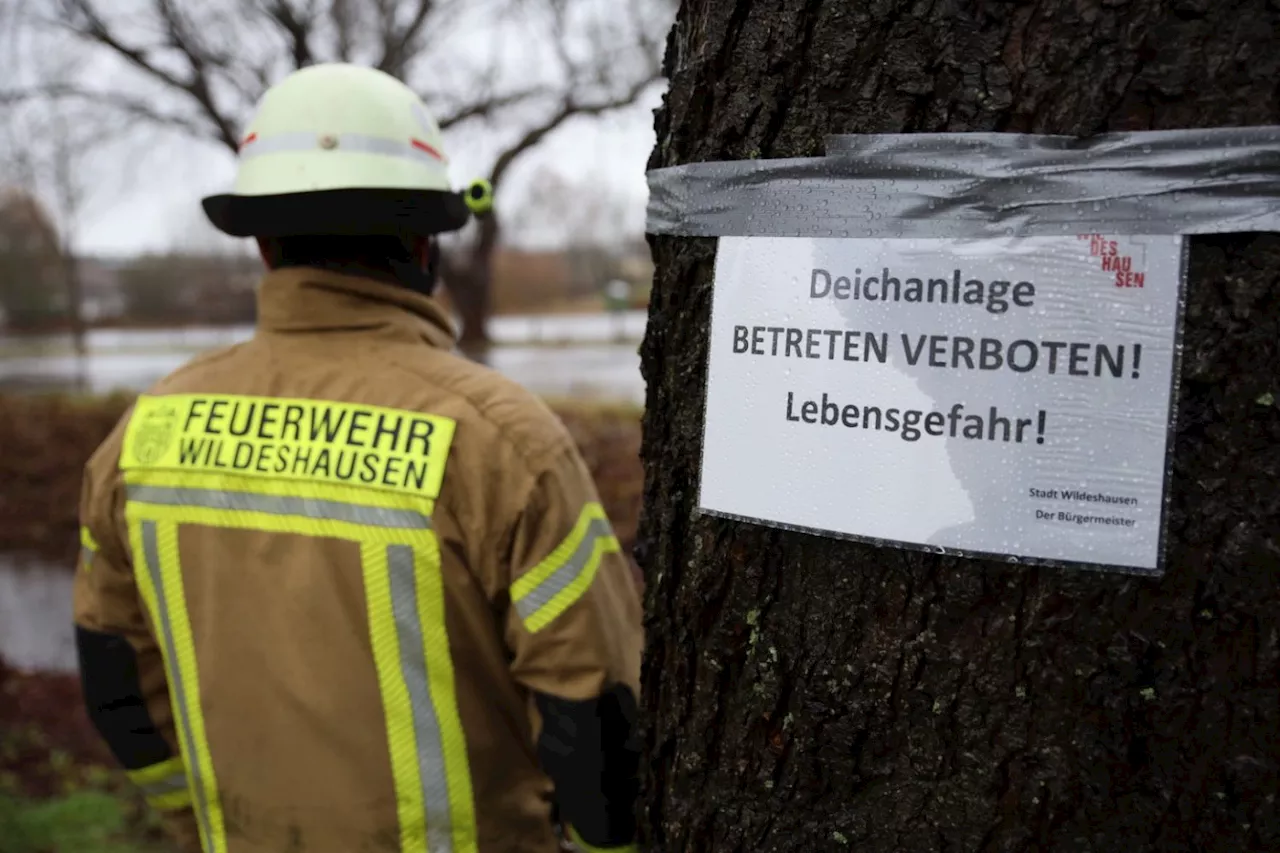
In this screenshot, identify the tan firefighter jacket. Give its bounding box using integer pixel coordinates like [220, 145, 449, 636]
[72, 267, 643, 853]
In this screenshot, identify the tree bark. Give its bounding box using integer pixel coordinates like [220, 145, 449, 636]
[441, 211, 501, 357]
[637, 2, 1280, 852]
[61, 245, 87, 360]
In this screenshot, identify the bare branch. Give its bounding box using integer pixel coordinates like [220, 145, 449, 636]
[195, 2, 277, 105]
[0, 87, 39, 107]
[434, 85, 555, 129]
[260, 0, 317, 69]
[0, 84, 212, 137]
[57, 0, 242, 151]
[329, 0, 357, 61]
[546, 0, 577, 82]
[377, 0, 435, 78]
[469, 0, 668, 191]
[370, 0, 397, 67]
[57, 0, 192, 94]
[155, 0, 242, 150]
[489, 73, 660, 188]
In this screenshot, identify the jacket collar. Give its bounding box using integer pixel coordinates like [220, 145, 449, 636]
[255, 267, 458, 350]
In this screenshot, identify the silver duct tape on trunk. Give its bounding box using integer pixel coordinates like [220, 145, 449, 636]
[646, 127, 1280, 238]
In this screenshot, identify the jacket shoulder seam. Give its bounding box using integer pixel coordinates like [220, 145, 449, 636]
[377, 351, 574, 478]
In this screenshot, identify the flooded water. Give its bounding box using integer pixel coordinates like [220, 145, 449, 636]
[0, 311, 648, 403]
[0, 558, 76, 673]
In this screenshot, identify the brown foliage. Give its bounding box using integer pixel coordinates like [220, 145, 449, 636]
[0, 393, 133, 564]
[491, 249, 578, 313]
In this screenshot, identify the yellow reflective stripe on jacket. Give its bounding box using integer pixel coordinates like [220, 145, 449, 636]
[128, 517, 225, 853]
[126, 754, 183, 787]
[126, 756, 192, 811]
[124, 468, 436, 533]
[363, 539, 478, 853]
[127, 483, 431, 531]
[124, 470, 477, 853]
[147, 785, 194, 811]
[512, 503, 620, 634]
[80, 526, 98, 569]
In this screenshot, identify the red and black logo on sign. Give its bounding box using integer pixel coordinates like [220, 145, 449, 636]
[1078, 234, 1147, 289]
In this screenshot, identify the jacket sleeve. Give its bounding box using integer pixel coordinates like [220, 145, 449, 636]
[503, 443, 643, 851]
[72, 434, 203, 853]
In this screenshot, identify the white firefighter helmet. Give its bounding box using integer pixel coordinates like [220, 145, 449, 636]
[203, 63, 490, 238]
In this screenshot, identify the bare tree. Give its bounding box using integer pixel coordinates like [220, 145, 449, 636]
[4, 0, 673, 356]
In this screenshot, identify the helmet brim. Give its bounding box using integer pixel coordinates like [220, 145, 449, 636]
[201, 188, 472, 238]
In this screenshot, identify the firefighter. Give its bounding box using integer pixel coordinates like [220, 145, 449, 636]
[72, 62, 643, 853]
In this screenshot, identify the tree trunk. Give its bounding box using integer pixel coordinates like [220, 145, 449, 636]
[637, 2, 1280, 852]
[61, 245, 87, 362]
[442, 212, 501, 359]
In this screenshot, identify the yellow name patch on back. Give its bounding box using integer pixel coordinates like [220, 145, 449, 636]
[122, 394, 456, 499]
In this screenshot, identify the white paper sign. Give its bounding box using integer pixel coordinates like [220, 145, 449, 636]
[699, 234, 1186, 573]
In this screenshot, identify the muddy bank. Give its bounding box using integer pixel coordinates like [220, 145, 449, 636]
[0, 394, 135, 563]
[0, 653, 181, 853]
[0, 654, 112, 797]
[0, 393, 644, 565]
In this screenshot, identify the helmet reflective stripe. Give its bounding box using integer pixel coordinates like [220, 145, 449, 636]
[240, 131, 445, 165]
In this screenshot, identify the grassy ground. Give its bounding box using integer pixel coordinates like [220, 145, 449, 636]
[0, 656, 177, 852]
[0, 391, 643, 851]
[0, 791, 175, 853]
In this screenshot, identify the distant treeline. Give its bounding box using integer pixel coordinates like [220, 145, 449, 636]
[1, 187, 653, 333]
[0, 245, 652, 333]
